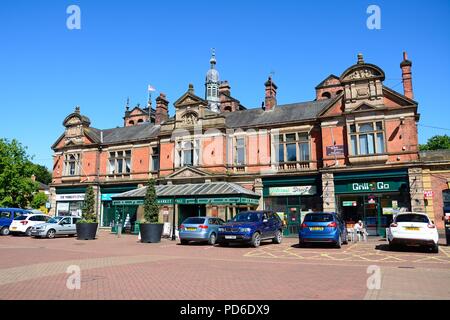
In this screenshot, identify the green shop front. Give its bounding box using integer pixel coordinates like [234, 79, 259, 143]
[100, 185, 138, 228]
[262, 176, 322, 237]
[334, 170, 410, 237]
[111, 182, 261, 233]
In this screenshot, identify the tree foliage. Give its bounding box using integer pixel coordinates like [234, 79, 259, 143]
[31, 192, 48, 210]
[143, 179, 159, 223]
[81, 186, 97, 223]
[419, 135, 450, 151]
[30, 163, 52, 185]
[0, 138, 37, 208]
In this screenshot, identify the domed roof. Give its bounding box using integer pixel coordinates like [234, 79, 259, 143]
[206, 68, 219, 82]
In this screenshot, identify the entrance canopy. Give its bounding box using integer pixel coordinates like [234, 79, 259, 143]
[111, 182, 260, 206]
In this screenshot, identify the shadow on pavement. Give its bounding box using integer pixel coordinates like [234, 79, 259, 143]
[375, 243, 436, 254]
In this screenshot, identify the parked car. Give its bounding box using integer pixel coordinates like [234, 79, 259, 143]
[0, 208, 32, 236]
[9, 214, 51, 236]
[217, 211, 283, 248]
[30, 216, 81, 239]
[299, 212, 348, 248]
[387, 212, 439, 253]
[179, 216, 225, 245]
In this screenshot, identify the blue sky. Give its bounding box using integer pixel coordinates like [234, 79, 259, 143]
[1, 0, 449, 170]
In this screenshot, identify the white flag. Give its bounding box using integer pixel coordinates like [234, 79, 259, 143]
[148, 85, 156, 92]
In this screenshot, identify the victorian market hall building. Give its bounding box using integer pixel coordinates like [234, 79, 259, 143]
[50, 52, 427, 237]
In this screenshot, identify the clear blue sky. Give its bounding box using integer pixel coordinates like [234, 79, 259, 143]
[1, 0, 449, 170]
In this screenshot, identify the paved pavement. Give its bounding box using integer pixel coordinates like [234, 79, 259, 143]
[0, 230, 449, 300]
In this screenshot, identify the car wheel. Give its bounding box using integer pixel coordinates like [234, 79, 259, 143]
[251, 232, 261, 248]
[1, 227, 10, 236]
[25, 227, 32, 236]
[431, 244, 439, 254]
[46, 229, 56, 239]
[272, 230, 282, 244]
[335, 234, 342, 249]
[180, 239, 189, 245]
[208, 233, 217, 245]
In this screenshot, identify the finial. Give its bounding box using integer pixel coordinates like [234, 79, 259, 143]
[75, 106, 80, 114]
[188, 83, 194, 93]
[210, 48, 216, 66]
[125, 97, 130, 111]
[357, 53, 364, 64]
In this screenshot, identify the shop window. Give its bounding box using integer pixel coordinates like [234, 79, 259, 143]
[234, 137, 245, 166]
[108, 150, 131, 174]
[274, 132, 310, 163]
[151, 146, 160, 172]
[176, 139, 200, 167]
[64, 153, 80, 176]
[349, 121, 385, 156]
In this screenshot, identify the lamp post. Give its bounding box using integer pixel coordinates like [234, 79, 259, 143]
[171, 197, 176, 241]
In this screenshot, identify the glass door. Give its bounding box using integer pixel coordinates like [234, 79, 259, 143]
[286, 206, 300, 236]
[363, 195, 383, 236]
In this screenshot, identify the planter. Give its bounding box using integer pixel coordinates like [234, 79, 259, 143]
[76, 223, 98, 240]
[140, 223, 163, 243]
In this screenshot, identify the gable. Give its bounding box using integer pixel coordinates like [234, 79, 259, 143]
[382, 86, 417, 108]
[318, 95, 344, 117]
[174, 92, 207, 108]
[167, 166, 209, 179]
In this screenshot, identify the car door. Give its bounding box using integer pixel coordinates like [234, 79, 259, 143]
[261, 212, 272, 239]
[68, 217, 79, 234]
[57, 217, 72, 234]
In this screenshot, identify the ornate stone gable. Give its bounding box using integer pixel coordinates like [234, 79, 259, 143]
[167, 166, 209, 179]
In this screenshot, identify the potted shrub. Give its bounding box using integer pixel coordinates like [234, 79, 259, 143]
[139, 179, 163, 243]
[76, 186, 98, 240]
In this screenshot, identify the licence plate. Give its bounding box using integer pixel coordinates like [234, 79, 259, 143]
[309, 227, 324, 231]
[405, 227, 419, 231]
[186, 227, 196, 231]
[225, 235, 236, 239]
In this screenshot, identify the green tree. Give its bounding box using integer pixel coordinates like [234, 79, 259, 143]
[0, 138, 37, 208]
[30, 192, 48, 209]
[143, 179, 159, 223]
[420, 135, 450, 151]
[30, 163, 52, 185]
[81, 186, 97, 223]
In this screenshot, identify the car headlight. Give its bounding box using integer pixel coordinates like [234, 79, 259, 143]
[240, 228, 251, 233]
[218, 227, 225, 232]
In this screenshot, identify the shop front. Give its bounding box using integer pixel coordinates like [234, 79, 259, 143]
[100, 185, 138, 228]
[55, 187, 86, 216]
[263, 176, 322, 237]
[334, 170, 410, 237]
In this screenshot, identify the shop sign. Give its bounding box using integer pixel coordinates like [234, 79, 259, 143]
[56, 194, 85, 201]
[158, 198, 174, 205]
[101, 193, 120, 201]
[326, 145, 344, 156]
[423, 190, 434, 199]
[57, 202, 69, 211]
[269, 186, 316, 196]
[342, 201, 357, 207]
[112, 200, 144, 206]
[336, 181, 404, 194]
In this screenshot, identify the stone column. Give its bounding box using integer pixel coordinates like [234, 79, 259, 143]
[49, 187, 57, 216]
[408, 167, 425, 212]
[322, 173, 336, 212]
[254, 178, 264, 210]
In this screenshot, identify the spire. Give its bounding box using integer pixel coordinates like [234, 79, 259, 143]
[205, 49, 220, 112]
[125, 97, 130, 111]
[210, 48, 216, 68]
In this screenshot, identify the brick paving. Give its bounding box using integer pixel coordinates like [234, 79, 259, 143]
[0, 230, 449, 300]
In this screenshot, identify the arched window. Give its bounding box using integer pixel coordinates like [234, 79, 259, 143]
[137, 119, 144, 124]
[321, 92, 331, 99]
[128, 120, 135, 125]
[336, 90, 343, 96]
[223, 106, 232, 112]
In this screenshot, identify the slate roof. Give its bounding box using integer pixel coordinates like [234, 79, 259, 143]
[84, 123, 160, 145]
[113, 182, 260, 199]
[224, 100, 331, 128]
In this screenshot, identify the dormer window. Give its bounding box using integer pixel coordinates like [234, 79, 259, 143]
[349, 121, 385, 155]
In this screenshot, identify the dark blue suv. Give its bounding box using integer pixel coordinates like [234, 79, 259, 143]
[217, 211, 283, 248]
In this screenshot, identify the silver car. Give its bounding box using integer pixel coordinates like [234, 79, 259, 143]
[31, 216, 81, 239]
[179, 216, 225, 245]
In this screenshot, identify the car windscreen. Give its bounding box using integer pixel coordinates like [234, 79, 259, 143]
[304, 214, 334, 222]
[47, 217, 60, 224]
[395, 214, 429, 223]
[183, 217, 206, 225]
[232, 212, 261, 222]
[13, 215, 28, 221]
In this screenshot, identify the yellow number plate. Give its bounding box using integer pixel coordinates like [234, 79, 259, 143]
[310, 227, 324, 231]
[405, 227, 419, 231]
[186, 227, 196, 231]
[11, 227, 17, 230]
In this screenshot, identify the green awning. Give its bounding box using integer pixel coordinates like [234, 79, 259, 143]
[333, 169, 408, 181]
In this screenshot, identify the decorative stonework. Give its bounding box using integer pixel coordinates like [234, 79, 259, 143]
[181, 112, 198, 126]
[408, 167, 425, 212]
[322, 173, 336, 212]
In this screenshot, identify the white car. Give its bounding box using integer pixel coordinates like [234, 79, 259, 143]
[9, 214, 51, 236]
[387, 212, 439, 253]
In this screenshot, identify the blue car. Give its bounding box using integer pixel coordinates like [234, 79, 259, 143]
[0, 208, 31, 236]
[299, 212, 348, 248]
[217, 211, 283, 248]
[179, 216, 225, 245]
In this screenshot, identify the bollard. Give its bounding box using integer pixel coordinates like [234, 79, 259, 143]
[117, 223, 122, 238]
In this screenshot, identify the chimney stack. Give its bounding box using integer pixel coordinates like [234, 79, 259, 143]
[400, 51, 414, 100]
[264, 76, 277, 111]
[219, 81, 231, 96]
[155, 93, 169, 125]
